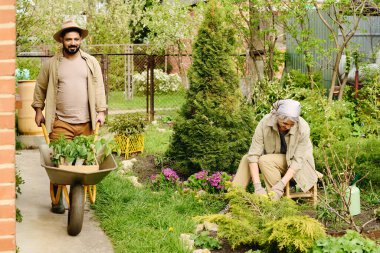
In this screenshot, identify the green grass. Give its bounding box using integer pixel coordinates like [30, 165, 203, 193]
[144, 124, 173, 156]
[93, 173, 225, 253]
[109, 91, 186, 110]
[96, 96, 228, 252]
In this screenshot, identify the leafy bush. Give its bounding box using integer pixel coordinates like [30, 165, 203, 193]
[108, 113, 147, 136]
[16, 58, 40, 80]
[353, 72, 380, 136]
[192, 231, 222, 250]
[196, 187, 300, 249]
[166, 1, 255, 176]
[150, 168, 180, 191]
[291, 89, 356, 147]
[134, 69, 183, 95]
[310, 230, 380, 253]
[314, 136, 380, 187]
[185, 170, 233, 193]
[250, 78, 288, 123]
[262, 216, 326, 253]
[283, 69, 323, 89]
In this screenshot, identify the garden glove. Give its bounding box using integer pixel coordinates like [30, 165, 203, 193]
[270, 180, 285, 201]
[254, 183, 267, 195]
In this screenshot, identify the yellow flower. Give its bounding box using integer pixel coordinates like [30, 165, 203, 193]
[168, 227, 174, 232]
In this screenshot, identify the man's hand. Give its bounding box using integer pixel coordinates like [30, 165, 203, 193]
[35, 108, 45, 127]
[96, 111, 105, 126]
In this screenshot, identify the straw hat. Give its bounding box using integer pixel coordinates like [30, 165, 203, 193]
[53, 20, 88, 42]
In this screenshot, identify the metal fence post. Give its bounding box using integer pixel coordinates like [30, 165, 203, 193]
[100, 54, 109, 116]
[150, 55, 155, 122]
[146, 56, 150, 119]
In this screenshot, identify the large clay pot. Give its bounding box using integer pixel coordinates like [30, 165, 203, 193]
[17, 80, 43, 135]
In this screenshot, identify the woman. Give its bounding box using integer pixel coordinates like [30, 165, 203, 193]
[232, 99, 319, 200]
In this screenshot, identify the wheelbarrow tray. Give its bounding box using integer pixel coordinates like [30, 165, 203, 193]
[41, 152, 117, 186]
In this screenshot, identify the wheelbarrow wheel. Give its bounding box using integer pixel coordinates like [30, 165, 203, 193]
[67, 184, 84, 236]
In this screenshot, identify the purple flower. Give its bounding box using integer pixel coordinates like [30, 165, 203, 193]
[195, 170, 208, 180]
[162, 168, 179, 182]
[207, 172, 222, 187]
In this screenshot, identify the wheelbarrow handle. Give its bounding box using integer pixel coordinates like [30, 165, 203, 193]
[94, 122, 100, 141]
[41, 123, 50, 145]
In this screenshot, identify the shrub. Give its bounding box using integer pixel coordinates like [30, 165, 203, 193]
[150, 168, 180, 191]
[195, 187, 300, 249]
[291, 89, 356, 147]
[166, 1, 255, 176]
[283, 69, 323, 89]
[314, 136, 380, 187]
[134, 69, 183, 95]
[192, 231, 222, 250]
[310, 230, 379, 253]
[250, 79, 289, 123]
[353, 72, 380, 136]
[185, 170, 233, 193]
[262, 216, 326, 253]
[108, 113, 147, 136]
[16, 58, 40, 80]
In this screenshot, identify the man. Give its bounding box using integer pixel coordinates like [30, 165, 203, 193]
[232, 99, 319, 200]
[32, 20, 107, 213]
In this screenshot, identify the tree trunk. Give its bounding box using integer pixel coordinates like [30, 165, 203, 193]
[328, 49, 344, 102]
[338, 73, 349, 100]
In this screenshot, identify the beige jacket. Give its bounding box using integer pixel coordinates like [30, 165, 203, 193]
[32, 49, 107, 133]
[247, 114, 318, 192]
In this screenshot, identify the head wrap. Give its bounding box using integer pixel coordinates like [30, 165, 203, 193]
[271, 99, 301, 119]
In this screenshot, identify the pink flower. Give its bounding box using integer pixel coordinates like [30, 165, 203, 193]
[162, 168, 179, 182]
[207, 172, 222, 187]
[195, 170, 208, 180]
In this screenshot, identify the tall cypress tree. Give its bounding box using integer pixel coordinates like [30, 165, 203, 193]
[167, 0, 255, 176]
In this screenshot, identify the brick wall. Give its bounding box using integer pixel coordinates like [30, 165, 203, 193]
[0, 0, 16, 252]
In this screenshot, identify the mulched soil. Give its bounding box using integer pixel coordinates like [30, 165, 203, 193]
[129, 155, 380, 252]
[130, 154, 160, 183]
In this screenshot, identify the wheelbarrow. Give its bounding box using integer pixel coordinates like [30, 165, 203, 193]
[39, 123, 117, 236]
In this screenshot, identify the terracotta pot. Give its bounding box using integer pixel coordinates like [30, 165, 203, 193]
[17, 80, 43, 135]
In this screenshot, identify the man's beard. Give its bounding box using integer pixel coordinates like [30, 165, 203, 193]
[64, 45, 80, 55]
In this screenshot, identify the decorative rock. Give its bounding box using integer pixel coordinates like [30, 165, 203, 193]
[122, 160, 134, 171]
[127, 176, 143, 188]
[180, 233, 194, 250]
[193, 249, 211, 253]
[203, 221, 218, 232]
[130, 158, 137, 163]
[195, 224, 204, 234]
[117, 170, 126, 176]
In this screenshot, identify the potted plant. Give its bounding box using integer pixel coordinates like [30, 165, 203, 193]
[108, 113, 147, 159]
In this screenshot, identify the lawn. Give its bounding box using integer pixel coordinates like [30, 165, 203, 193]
[93, 173, 225, 253]
[93, 120, 225, 252]
[108, 91, 186, 111]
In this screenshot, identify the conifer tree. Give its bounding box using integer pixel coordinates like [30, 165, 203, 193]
[167, 0, 255, 175]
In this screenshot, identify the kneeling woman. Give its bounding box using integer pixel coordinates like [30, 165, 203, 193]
[233, 99, 319, 200]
